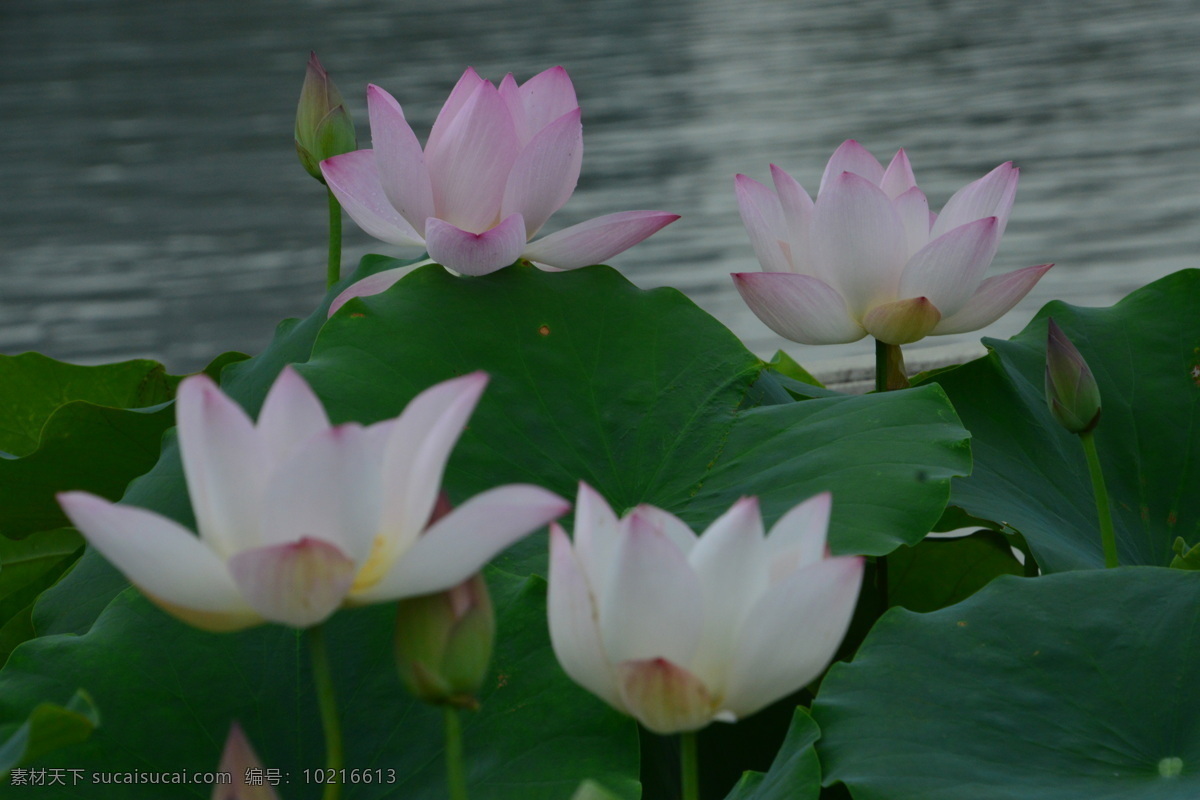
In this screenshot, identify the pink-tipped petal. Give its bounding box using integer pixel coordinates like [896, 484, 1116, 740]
[735, 174, 793, 274]
[892, 186, 933, 259]
[732, 272, 865, 345]
[367, 85, 436, 235]
[426, 214, 527, 276]
[931, 263, 1053, 335]
[516, 66, 580, 143]
[770, 165, 815, 272]
[600, 514, 703, 668]
[377, 372, 490, 559]
[501, 108, 583, 237]
[327, 265, 415, 318]
[624, 505, 697, 557]
[425, 81, 520, 232]
[724, 556, 864, 716]
[616, 657, 717, 734]
[573, 482, 623, 595]
[256, 366, 331, 464]
[687, 497, 768, 687]
[861, 295, 942, 345]
[521, 210, 679, 269]
[57, 492, 260, 631]
[897, 216, 1001, 314]
[258, 425, 381, 564]
[227, 537, 355, 628]
[425, 67, 489, 158]
[355, 484, 569, 602]
[547, 524, 625, 710]
[215, 724, 281, 800]
[931, 162, 1019, 239]
[818, 140, 885, 197]
[880, 149, 917, 199]
[321, 150, 425, 246]
[175, 375, 270, 559]
[810, 171, 908, 316]
[765, 492, 833, 581]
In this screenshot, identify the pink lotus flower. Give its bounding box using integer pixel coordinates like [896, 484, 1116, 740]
[59, 368, 568, 631]
[321, 66, 679, 288]
[547, 484, 863, 734]
[733, 140, 1052, 345]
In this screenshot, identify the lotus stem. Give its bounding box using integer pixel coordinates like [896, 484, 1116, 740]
[874, 339, 910, 392]
[680, 731, 699, 800]
[308, 623, 344, 800]
[1080, 431, 1119, 568]
[327, 187, 343, 288]
[443, 706, 469, 800]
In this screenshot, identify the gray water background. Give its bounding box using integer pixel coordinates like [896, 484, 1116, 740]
[3, 0, 1198, 378]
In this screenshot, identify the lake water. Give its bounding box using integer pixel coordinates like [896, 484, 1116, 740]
[2, 0, 1198, 380]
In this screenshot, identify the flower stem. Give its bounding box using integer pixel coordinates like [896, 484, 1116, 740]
[1080, 431, 1119, 568]
[680, 731, 699, 800]
[308, 624, 343, 800]
[874, 339, 910, 392]
[326, 187, 343, 288]
[443, 705, 469, 800]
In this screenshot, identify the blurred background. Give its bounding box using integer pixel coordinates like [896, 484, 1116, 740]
[2, 0, 1198, 379]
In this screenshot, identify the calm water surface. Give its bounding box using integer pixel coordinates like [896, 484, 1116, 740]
[2, 0, 1198, 376]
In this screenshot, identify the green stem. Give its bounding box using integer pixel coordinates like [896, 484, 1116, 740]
[874, 339, 910, 392]
[443, 705, 468, 800]
[308, 624, 343, 800]
[680, 731, 699, 800]
[326, 187, 343, 288]
[1080, 431, 1119, 568]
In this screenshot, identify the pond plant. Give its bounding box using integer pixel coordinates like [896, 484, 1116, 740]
[1, 55, 1197, 800]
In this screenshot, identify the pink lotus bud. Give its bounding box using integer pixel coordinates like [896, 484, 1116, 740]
[212, 723, 280, 800]
[295, 52, 357, 182]
[394, 572, 495, 709]
[1045, 317, 1101, 434]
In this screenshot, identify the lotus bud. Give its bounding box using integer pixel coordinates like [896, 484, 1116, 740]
[213, 723, 280, 800]
[295, 52, 357, 182]
[394, 569, 495, 710]
[1045, 318, 1101, 434]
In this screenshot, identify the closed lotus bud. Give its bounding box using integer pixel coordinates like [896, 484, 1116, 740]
[394, 572, 495, 709]
[295, 52, 357, 182]
[1045, 318, 1101, 434]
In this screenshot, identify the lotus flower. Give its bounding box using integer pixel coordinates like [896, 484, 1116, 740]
[1045, 317, 1101, 434]
[547, 484, 863, 734]
[213, 724, 280, 800]
[321, 66, 679, 287]
[58, 368, 568, 631]
[733, 140, 1052, 345]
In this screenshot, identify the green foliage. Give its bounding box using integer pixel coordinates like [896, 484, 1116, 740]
[886, 530, 1023, 613]
[0, 356, 179, 541]
[723, 708, 822, 800]
[922, 269, 1200, 572]
[0, 529, 82, 665]
[813, 567, 1200, 800]
[0, 690, 98, 779]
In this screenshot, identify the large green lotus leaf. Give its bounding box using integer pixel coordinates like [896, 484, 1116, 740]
[921, 269, 1200, 573]
[813, 567, 1200, 800]
[0, 355, 179, 540]
[0, 690, 99, 778]
[885, 530, 1024, 613]
[0, 529, 82, 664]
[1, 571, 638, 800]
[723, 708, 821, 800]
[300, 264, 970, 567]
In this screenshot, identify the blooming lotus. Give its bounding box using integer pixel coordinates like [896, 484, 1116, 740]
[58, 368, 568, 631]
[732, 140, 1052, 345]
[547, 484, 863, 734]
[321, 66, 679, 286]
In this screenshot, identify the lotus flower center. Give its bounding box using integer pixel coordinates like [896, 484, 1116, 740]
[351, 534, 392, 592]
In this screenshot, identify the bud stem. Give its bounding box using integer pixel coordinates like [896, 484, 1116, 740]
[1080, 431, 1119, 568]
[308, 623, 344, 800]
[874, 339, 910, 393]
[680, 731, 699, 800]
[327, 187, 343, 288]
[443, 705, 469, 800]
